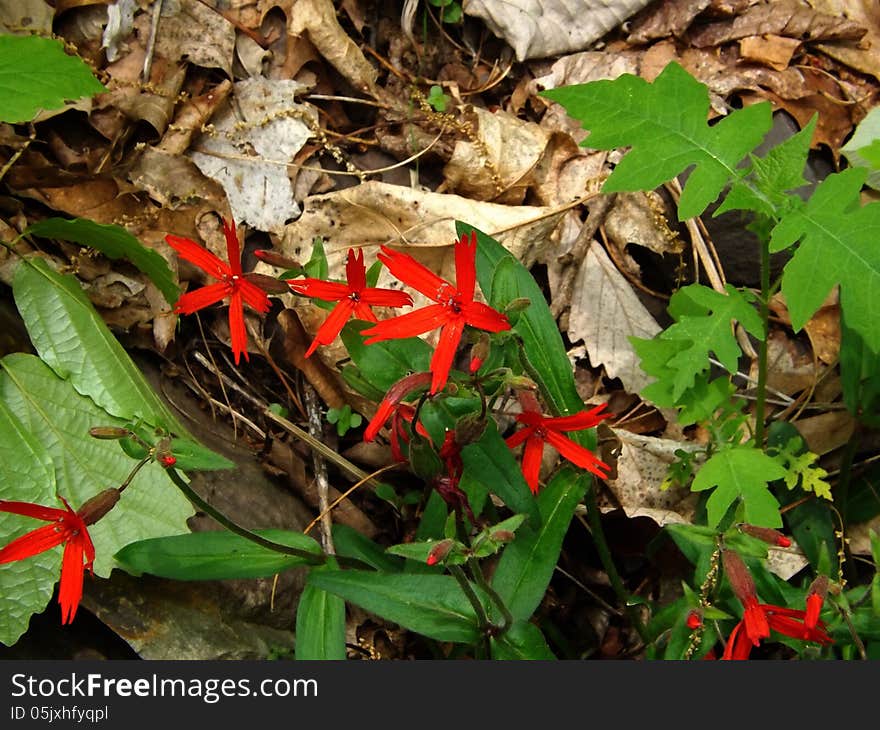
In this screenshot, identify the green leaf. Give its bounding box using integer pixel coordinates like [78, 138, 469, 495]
[0, 399, 58, 646]
[770, 167, 880, 352]
[114, 529, 321, 580]
[340, 320, 432, 393]
[0, 354, 193, 578]
[491, 468, 586, 622]
[26, 218, 180, 307]
[166, 436, 235, 471]
[307, 570, 482, 644]
[332, 524, 404, 572]
[542, 62, 773, 219]
[304, 237, 328, 280]
[490, 621, 556, 659]
[840, 314, 880, 428]
[0, 35, 105, 123]
[841, 106, 880, 191]
[691, 446, 786, 528]
[295, 563, 346, 660]
[13, 258, 187, 433]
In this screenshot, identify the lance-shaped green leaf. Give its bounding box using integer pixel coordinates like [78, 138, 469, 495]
[295, 564, 346, 660]
[332, 524, 404, 572]
[542, 61, 773, 219]
[0, 35, 105, 123]
[114, 528, 321, 580]
[340, 320, 432, 393]
[0, 354, 193, 577]
[26, 218, 180, 307]
[770, 167, 880, 353]
[307, 570, 483, 644]
[691, 445, 787, 528]
[490, 621, 556, 660]
[0, 398, 59, 646]
[13, 258, 187, 433]
[491, 468, 586, 622]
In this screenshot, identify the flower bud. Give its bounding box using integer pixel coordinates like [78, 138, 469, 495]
[722, 549, 758, 607]
[253, 249, 301, 269]
[685, 609, 703, 630]
[454, 413, 487, 447]
[469, 334, 490, 374]
[504, 297, 531, 314]
[738, 523, 792, 548]
[154, 437, 176, 468]
[243, 272, 289, 294]
[426, 539, 455, 566]
[88, 426, 131, 440]
[805, 575, 829, 631]
[77, 488, 121, 526]
[489, 530, 516, 544]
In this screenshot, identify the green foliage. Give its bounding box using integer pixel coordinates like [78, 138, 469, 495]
[295, 563, 347, 660]
[26, 218, 180, 307]
[774, 436, 832, 500]
[490, 621, 556, 659]
[541, 62, 773, 219]
[114, 529, 321, 580]
[426, 84, 450, 112]
[427, 0, 462, 24]
[690, 446, 787, 528]
[0, 35, 105, 123]
[841, 106, 880, 190]
[326, 404, 362, 437]
[340, 320, 432, 394]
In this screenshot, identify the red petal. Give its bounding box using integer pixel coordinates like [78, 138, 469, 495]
[362, 304, 448, 343]
[805, 592, 823, 630]
[429, 318, 464, 393]
[721, 621, 753, 660]
[166, 235, 230, 280]
[364, 397, 396, 442]
[305, 300, 355, 357]
[287, 279, 351, 301]
[237, 278, 272, 313]
[227, 291, 248, 364]
[352, 301, 379, 322]
[346, 248, 367, 291]
[223, 220, 242, 276]
[174, 282, 230, 314]
[58, 539, 85, 624]
[0, 523, 69, 564]
[542, 428, 610, 478]
[742, 602, 770, 645]
[521, 435, 545, 493]
[504, 425, 533, 450]
[360, 287, 414, 308]
[455, 231, 477, 302]
[542, 404, 612, 431]
[0, 500, 69, 522]
[461, 301, 511, 332]
[378, 246, 450, 303]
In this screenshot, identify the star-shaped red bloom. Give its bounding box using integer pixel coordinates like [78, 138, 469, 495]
[167, 220, 271, 365]
[361, 232, 511, 394]
[287, 248, 413, 357]
[505, 404, 612, 493]
[0, 498, 96, 624]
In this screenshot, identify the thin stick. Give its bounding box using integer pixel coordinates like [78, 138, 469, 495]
[305, 385, 334, 555]
[303, 464, 400, 536]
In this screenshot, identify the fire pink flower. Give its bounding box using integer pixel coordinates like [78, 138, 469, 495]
[167, 220, 271, 365]
[363, 372, 432, 459]
[287, 248, 413, 357]
[361, 232, 511, 394]
[505, 403, 612, 493]
[0, 498, 96, 624]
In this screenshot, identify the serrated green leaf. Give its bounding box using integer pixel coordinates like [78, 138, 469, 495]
[295, 562, 347, 660]
[115, 528, 320, 580]
[691, 446, 786, 528]
[0, 398, 59, 646]
[491, 468, 586, 622]
[490, 621, 556, 659]
[340, 320, 432, 393]
[27, 218, 179, 307]
[12, 258, 187, 433]
[0, 354, 193, 579]
[307, 570, 482, 644]
[0, 35, 105, 123]
[770, 168, 880, 353]
[542, 62, 773, 219]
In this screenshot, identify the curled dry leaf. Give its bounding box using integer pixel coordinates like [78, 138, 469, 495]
[154, 0, 237, 76]
[567, 241, 661, 395]
[627, 0, 713, 44]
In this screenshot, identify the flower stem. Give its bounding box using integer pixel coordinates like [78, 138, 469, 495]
[754, 233, 771, 447]
[468, 557, 513, 633]
[449, 564, 492, 652]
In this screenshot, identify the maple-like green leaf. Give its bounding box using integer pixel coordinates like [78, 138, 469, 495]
[691, 446, 786, 528]
[775, 436, 832, 501]
[0, 35, 105, 123]
[541, 61, 773, 219]
[770, 167, 880, 353]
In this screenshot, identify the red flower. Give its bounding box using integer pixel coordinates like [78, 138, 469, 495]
[0, 498, 96, 624]
[505, 403, 612, 493]
[685, 609, 703, 630]
[288, 248, 413, 357]
[363, 372, 433, 458]
[361, 232, 511, 394]
[167, 220, 271, 365]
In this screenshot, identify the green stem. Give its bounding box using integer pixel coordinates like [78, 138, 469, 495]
[583, 481, 651, 646]
[468, 557, 513, 633]
[164, 467, 326, 566]
[754, 233, 771, 447]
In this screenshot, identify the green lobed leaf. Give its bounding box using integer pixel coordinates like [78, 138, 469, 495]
[770, 167, 880, 353]
[114, 528, 321, 580]
[0, 398, 59, 646]
[490, 621, 556, 659]
[26, 218, 180, 308]
[0, 35, 105, 123]
[295, 563, 347, 660]
[306, 570, 483, 644]
[12, 258, 187, 433]
[491, 468, 586, 622]
[340, 320, 432, 393]
[541, 61, 773, 219]
[0, 354, 194, 578]
[691, 446, 786, 528]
